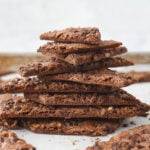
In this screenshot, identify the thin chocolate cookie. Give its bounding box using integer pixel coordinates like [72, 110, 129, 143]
[0, 131, 35, 150]
[24, 89, 140, 106]
[0, 77, 117, 93]
[53, 46, 127, 65]
[19, 57, 133, 77]
[37, 40, 122, 54]
[22, 118, 122, 136]
[40, 27, 101, 44]
[87, 124, 150, 150]
[41, 68, 135, 88]
[0, 94, 149, 119]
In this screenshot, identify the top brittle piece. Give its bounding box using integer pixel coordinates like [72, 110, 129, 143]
[40, 27, 101, 44]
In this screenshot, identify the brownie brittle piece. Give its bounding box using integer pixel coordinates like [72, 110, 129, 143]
[0, 130, 35, 150]
[24, 89, 140, 106]
[40, 27, 101, 44]
[19, 57, 133, 77]
[0, 94, 149, 119]
[0, 77, 117, 93]
[41, 68, 135, 88]
[37, 40, 122, 54]
[53, 46, 127, 65]
[22, 118, 122, 136]
[87, 124, 150, 150]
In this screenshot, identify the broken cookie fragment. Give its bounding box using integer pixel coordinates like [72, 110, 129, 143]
[0, 130, 35, 150]
[40, 27, 101, 44]
[24, 89, 139, 106]
[38, 40, 122, 54]
[22, 118, 122, 136]
[19, 57, 133, 77]
[87, 124, 150, 150]
[0, 94, 149, 119]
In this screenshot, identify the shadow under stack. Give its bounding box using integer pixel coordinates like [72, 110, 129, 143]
[0, 27, 149, 136]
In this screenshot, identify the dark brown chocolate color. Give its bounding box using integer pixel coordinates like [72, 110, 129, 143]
[38, 40, 122, 54]
[0, 77, 117, 93]
[19, 57, 133, 77]
[40, 27, 101, 44]
[0, 94, 149, 119]
[24, 89, 139, 106]
[41, 68, 135, 88]
[22, 118, 122, 136]
[0, 118, 21, 130]
[53, 46, 127, 65]
[87, 124, 150, 150]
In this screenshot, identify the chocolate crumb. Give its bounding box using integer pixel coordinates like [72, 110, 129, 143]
[130, 121, 136, 125]
[72, 140, 78, 145]
[95, 138, 101, 142]
[122, 124, 128, 127]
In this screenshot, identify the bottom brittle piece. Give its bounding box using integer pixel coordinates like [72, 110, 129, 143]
[0, 117, 122, 136]
[22, 118, 122, 136]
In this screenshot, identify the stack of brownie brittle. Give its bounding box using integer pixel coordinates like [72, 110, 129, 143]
[0, 27, 149, 136]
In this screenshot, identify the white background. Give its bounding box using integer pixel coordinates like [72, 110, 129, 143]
[0, 0, 150, 53]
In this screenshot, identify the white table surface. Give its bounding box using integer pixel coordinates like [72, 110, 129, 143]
[1, 64, 150, 150]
